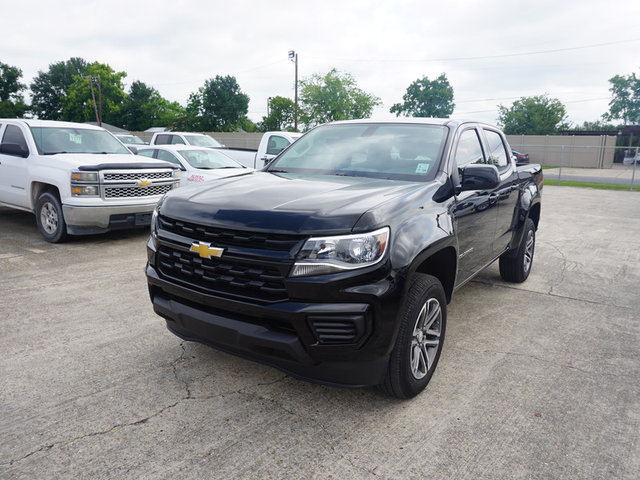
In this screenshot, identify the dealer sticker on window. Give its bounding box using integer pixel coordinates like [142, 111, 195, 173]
[69, 134, 82, 144]
[415, 163, 430, 174]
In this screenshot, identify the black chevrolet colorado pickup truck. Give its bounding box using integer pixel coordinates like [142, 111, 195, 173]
[146, 119, 542, 398]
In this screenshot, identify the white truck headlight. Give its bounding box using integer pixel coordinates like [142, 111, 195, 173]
[71, 172, 98, 182]
[71, 185, 99, 196]
[290, 227, 389, 277]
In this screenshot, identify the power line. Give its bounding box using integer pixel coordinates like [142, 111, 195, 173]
[307, 38, 640, 64]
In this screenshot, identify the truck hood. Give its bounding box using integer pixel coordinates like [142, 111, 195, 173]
[44, 153, 171, 170]
[160, 171, 428, 234]
[184, 168, 252, 185]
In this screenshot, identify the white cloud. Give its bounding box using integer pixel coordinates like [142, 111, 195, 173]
[3, 0, 639, 126]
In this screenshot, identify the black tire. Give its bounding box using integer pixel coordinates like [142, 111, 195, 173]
[499, 218, 535, 283]
[381, 273, 447, 399]
[35, 191, 68, 243]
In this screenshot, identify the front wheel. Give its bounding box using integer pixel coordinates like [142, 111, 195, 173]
[499, 217, 535, 283]
[381, 274, 447, 399]
[35, 191, 68, 243]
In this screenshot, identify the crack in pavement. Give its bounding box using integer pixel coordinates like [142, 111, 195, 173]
[2, 359, 294, 469]
[1, 400, 180, 468]
[541, 240, 569, 296]
[452, 347, 638, 379]
[171, 342, 193, 399]
[470, 278, 633, 311]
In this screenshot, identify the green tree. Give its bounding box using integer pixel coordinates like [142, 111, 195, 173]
[497, 95, 569, 135]
[390, 73, 454, 118]
[0, 61, 28, 118]
[261, 96, 295, 131]
[62, 62, 127, 126]
[122, 80, 184, 131]
[603, 72, 640, 124]
[30, 57, 89, 120]
[574, 120, 621, 131]
[299, 68, 381, 129]
[184, 76, 250, 132]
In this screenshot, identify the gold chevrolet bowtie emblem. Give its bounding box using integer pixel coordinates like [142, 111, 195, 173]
[137, 178, 151, 187]
[190, 241, 224, 259]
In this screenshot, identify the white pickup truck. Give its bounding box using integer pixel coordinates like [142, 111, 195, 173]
[0, 119, 181, 242]
[149, 131, 302, 169]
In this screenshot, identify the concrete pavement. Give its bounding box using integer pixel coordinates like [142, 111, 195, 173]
[1, 185, 639, 479]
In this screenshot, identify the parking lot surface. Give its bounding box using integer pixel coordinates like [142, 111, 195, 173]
[1, 185, 639, 480]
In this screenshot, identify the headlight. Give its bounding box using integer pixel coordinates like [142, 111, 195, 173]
[290, 227, 389, 277]
[71, 185, 99, 196]
[150, 205, 159, 239]
[71, 172, 98, 182]
[172, 169, 182, 179]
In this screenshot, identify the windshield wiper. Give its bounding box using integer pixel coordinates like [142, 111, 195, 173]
[43, 151, 68, 155]
[268, 169, 289, 173]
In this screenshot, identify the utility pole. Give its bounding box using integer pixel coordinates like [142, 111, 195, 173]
[96, 76, 102, 127]
[288, 50, 298, 132]
[86, 76, 102, 127]
[87, 76, 99, 126]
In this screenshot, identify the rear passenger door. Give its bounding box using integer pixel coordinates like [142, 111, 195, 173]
[481, 127, 519, 256]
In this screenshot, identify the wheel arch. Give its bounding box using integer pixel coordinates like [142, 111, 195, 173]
[31, 182, 61, 211]
[410, 245, 457, 304]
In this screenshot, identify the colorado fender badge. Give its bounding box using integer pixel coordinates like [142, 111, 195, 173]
[190, 241, 224, 259]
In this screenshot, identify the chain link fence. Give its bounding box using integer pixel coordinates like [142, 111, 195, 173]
[508, 140, 639, 190]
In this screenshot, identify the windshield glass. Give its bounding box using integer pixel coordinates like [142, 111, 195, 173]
[268, 123, 447, 181]
[183, 134, 222, 147]
[31, 127, 131, 155]
[177, 149, 243, 169]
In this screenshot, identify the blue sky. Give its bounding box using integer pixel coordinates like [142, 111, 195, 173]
[2, 0, 639, 126]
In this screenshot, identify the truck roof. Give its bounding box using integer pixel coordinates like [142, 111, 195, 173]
[329, 117, 499, 129]
[0, 119, 107, 130]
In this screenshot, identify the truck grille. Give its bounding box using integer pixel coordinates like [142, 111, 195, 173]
[104, 171, 173, 181]
[157, 246, 288, 302]
[105, 184, 173, 198]
[159, 216, 305, 253]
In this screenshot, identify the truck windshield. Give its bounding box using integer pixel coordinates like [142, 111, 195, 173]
[268, 123, 447, 181]
[177, 149, 243, 169]
[31, 127, 131, 155]
[183, 135, 222, 148]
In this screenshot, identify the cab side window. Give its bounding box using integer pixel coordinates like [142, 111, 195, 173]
[1, 125, 29, 156]
[156, 149, 182, 166]
[455, 129, 484, 168]
[266, 135, 290, 155]
[155, 134, 171, 145]
[484, 129, 509, 171]
[2, 125, 28, 149]
[170, 135, 185, 145]
[137, 149, 156, 158]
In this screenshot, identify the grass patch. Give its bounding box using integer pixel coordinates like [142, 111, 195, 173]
[544, 179, 640, 191]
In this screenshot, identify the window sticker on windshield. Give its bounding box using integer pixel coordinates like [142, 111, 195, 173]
[416, 163, 429, 174]
[69, 133, 82, 144]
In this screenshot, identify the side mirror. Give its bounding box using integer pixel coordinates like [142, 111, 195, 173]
[460, 164, 500, 191]
[0, 143, 29, 158]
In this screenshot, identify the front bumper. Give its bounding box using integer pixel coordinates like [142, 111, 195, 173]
[146, 258, 406, 387]
[63, 203, 159, 234]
